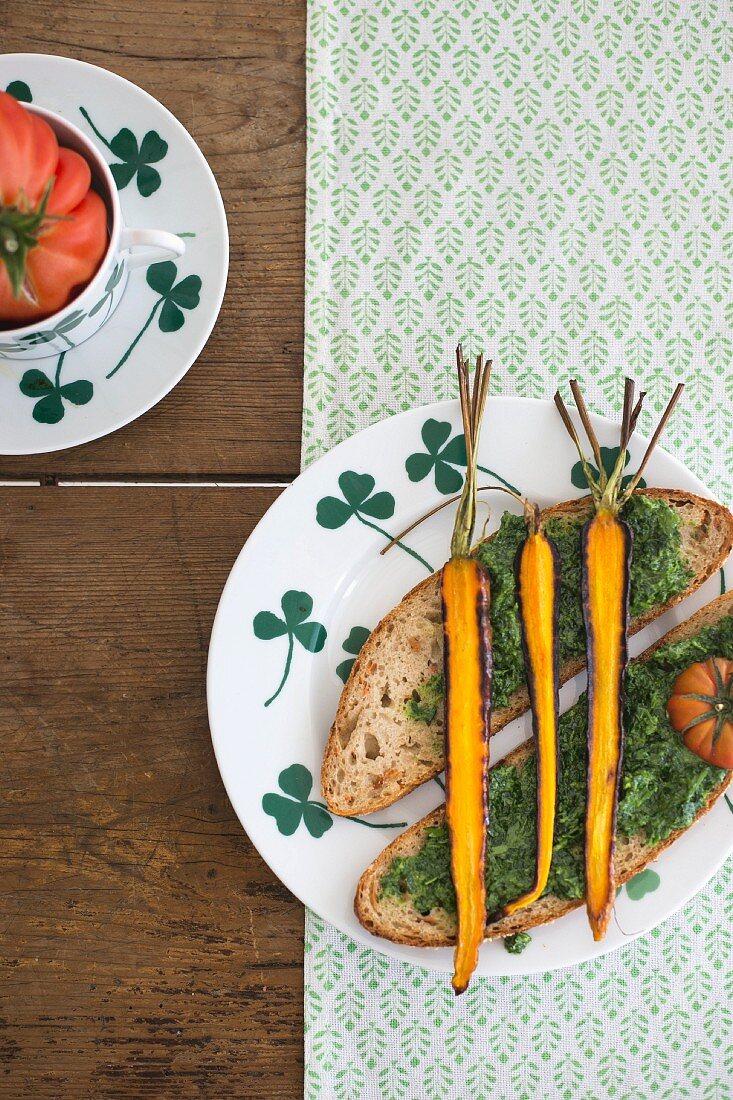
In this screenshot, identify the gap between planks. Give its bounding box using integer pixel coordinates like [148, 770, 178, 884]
[0, 479, 293, 488]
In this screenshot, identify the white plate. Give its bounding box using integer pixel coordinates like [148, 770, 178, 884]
[207, 397, 732, 975]
[0, 54, 228, 455]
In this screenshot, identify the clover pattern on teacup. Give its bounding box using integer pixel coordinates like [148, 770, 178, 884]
[254, 590, 327, 707]
[0, 309, 87, 356]
[19, 352, 93, 424]
[262, 764, 407, 838]
[5, 80, 32, 102]
[107, 261, 202, 379]
[406, 417, 521, 496]
[78, 107, 167, 196]
[571, 445, 647, 493]
[316, 471, 434, 573]
[336, 626, 371, 683]
[89, 261, 125, 325]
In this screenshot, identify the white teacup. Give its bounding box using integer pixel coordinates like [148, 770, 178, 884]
[0, 104, 185, 360]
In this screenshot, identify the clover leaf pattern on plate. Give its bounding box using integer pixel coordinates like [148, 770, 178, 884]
[406, 417, 520, 496]
[336, 625, 371, 683]
[316, 471, 433, 573]
[571, 446, 647, 493]
[262, 764, 407, 838]
[626, 869, 661, 901]
[254, 590, 327, 707]
[79, 107, 168, 196]
[107, 261, 202, 379]
[19, 352, 93, 424]
[263, 765, 333, 838]
[5, 80, 32, 102]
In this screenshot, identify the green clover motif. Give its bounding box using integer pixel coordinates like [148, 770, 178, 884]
[254, 590, 327, 707]
[262, 763, 407, 837]
[107, 261, 201, 379]
[406, 419, 465, 493]
[5, 80, 32, 102]
[19, 352, 93, 425]
[262, 765, 333, 838]
[316, 471, 433, 572]
[626, 868, 661, 900]
[405, 418, 521, 496]
[78, 107, 167, 196]
[571, 446, 647, 492]
[336, 625, 371, 683]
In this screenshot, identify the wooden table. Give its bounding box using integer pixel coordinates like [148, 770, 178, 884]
[2, 6, 306, 1095]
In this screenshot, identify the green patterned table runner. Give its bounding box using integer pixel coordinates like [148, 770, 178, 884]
[303, 1, 733, 1095]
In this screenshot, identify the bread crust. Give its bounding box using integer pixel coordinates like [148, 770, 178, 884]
[324, 490, 733, 815]
[354, 592, 733, 946]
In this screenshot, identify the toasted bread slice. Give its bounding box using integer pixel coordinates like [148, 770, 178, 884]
[324, 489, 733, 816]
[355, 592, 733, 946]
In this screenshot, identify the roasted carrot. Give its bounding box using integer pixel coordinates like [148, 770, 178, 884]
[443, 555, 491, 991]
[555, 378, 683, 940]
[442, 346, 492, 994]
[502, 510, 560, 917]
[582, 508, 631, 937]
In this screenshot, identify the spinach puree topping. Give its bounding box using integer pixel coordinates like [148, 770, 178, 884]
[405, 674, 444, 724]
[381, 616, 732, 917]
[503, 932, 531, 954]
[404, 494, 691, 715]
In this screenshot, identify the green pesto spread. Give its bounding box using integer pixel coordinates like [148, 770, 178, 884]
[503, 932, 531, 954]
[381, 616, 732, 917]
[405, 495, 692, 717]
[405, 674, 444, 724]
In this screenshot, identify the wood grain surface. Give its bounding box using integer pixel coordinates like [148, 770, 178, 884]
[1, 1, 305, 481]
[0, 487, 305, 1098]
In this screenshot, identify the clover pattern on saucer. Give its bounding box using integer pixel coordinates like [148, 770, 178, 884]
[19, 353, 93, 425]
[79, 106, 168, 196]
[4, 258, 202, 422]
[107, 261, 202, 379]
[0, 55, 227, 455]
[5, 80, 32, 102]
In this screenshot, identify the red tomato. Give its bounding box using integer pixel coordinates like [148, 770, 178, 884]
[0, 91, 108, 325]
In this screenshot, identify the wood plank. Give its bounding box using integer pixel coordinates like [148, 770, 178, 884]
[1, 2, 305, 481]
[0, 487, 305, 1098]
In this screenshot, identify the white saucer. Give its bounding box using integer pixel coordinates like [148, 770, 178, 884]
[0, 54, 228, 455]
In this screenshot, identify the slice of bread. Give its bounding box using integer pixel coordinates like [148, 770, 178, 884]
[323, 489, 733, 816]
[355, 591, 733, 947]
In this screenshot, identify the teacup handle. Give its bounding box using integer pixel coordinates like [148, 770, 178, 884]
[120, 227, 186, 271]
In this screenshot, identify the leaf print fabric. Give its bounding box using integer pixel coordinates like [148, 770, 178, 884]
[302, 1, 733, 1095]
[302, 0, 733, 510]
